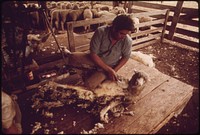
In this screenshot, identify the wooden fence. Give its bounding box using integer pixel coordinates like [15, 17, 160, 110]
[66, 15, 115, 52]
[126, 1, 199, 49]
[66, 9, 169, 52]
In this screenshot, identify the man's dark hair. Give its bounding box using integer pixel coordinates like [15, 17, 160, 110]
[112, 15, 134, 32]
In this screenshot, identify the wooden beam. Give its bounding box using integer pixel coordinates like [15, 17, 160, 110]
[132, 39, 159, 50]
[127, 1, 134, 13]
[180, 13, 199, 20]
[161, 9, 170, 43]
[178, 18, 199, 27]
[135, 19, 165, 28]
[132, 33, 161, 45]
[67, 16, 115, 28]
[131, 8, 147, 13]
[131, 27, 163, 38]
[171, 36, 199, 49]
[130, 9, 168, 17]
[175, 27, 199, 39]
[75, 44, 90, 52]
[181, 7, 198, 14]
[163, 39, 199, 52]
[168, 1, 184, 40]
[67, 23, 75, 52]
[132, 1, 176, 11]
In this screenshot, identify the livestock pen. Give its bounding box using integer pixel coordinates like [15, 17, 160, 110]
[1, 1, 198, 134]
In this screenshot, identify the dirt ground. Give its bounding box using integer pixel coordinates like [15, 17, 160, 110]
[136, 41, 199, 134]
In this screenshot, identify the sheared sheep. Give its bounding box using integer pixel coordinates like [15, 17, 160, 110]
[110, 6, 126, 15]
[50, 1, 57, 8]
[83, 8, 93, 33]
[50, 9, 60, 31]
[91, 9, 101, 18]
[60, 10, 71, 31]
[31, 71, 149, 123]
[65, 3, 73, 9]
[139, 16, 153, 31]
[98, 10, 116, 18]
[100, 6, 110, 11]
[72, 3, 79, 10]
[129, 16, 140, 33]
[68, 9, 84, 21]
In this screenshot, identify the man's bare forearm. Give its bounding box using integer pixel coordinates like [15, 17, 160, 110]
[114, 57, 129, 72]
[90, 52, 112, 72]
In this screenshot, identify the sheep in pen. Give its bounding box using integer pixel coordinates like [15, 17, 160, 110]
[31, 70, 149, 124]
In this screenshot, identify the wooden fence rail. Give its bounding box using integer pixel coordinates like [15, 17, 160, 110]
[127, 1, 199, 49]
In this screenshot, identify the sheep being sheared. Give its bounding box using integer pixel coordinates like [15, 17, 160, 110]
[31, 71, 149, 123]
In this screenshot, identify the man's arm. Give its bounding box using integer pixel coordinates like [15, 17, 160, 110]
[113, 57, 129, 72]
[90, 52, 117, 81]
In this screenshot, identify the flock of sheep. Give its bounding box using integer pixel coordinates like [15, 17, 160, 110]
[44, 1, 152, 33]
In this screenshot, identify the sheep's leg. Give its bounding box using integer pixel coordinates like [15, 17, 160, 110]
[48, 81, 95, 101]
[84, 25, 90, 33]
[136, 27, 139, 40]
[55, 21, 59, 31]
[84, 26, 87, 33]
[61, 21, 65, 31]
[87, 25, 90, 33]
[100, 100, 121, 123]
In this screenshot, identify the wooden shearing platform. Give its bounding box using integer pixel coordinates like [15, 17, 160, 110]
[98, 59, 194, 134]
[18, 59, 193, 134]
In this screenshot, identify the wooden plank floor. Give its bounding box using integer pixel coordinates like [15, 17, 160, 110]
[17, 59, 193, 134]
[99, 59, 193, 134]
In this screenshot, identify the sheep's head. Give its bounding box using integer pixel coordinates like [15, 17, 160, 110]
[128, 71, 149, 96]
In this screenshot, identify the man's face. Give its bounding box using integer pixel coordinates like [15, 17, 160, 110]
[113, 29, 131, 40]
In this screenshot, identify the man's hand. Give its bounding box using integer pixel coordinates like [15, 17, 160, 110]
[107, 67, 118, 81]
[90, 52, 130, 82]
[90, 52, 118, 81]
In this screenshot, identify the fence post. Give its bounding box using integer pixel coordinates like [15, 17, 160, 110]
[161, 9, 170, 43]
[168, 1, 184, 40]
[67, 22, 75, 52]
[127, 1, 133, 13]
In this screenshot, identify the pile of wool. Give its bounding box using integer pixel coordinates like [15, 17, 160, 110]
[130, 51, 155, 68]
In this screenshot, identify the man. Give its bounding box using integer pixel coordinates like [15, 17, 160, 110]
[68, 15, 134, 89]
[1, 90, 22, 134]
